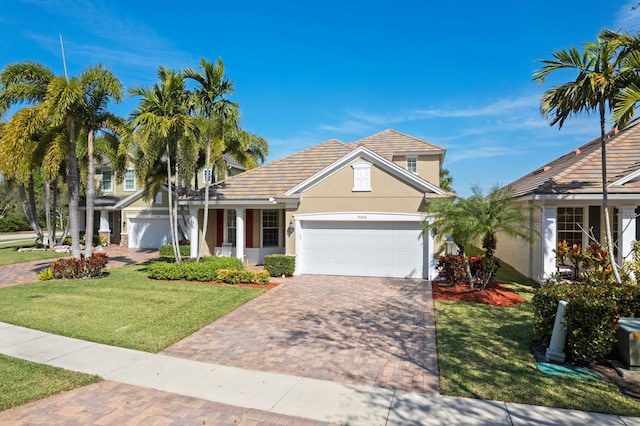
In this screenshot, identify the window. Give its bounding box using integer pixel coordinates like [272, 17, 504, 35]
[101, 170, 112, 191]
[406, 157, 417, 173]
[352, 162, 371, 192]
[124, 169, 135, 191]
[203, 168, 213, 184]
[227, 209, 236, 246]
[557, 207, 584, 248]
[262, 209, 279, 247]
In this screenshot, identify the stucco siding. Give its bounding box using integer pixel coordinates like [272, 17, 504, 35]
[494, 204, 542, 280]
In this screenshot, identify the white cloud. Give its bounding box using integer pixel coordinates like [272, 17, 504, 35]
[614, 1, 640, 33]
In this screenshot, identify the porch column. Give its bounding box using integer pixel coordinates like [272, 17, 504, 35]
[235, 208, 245, 263]
[620, 205, 637, 264]
[189, 208, 199, 258]
[98, 210, 110, 232]
[541, 205, 557, 280]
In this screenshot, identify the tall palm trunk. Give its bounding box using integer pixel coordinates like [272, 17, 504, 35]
[18, 179, 43, 242]
[457, 244, 475, 288]
[173, 151, 182, 263]
[600, 101, 622, 284]
[44, 180, 53, 248]
[85, 130, 95, 257]
[165, 145, 180, 263]
[197, 134, 212, 261]
[52, 180, 58, 245]
[67, 114, 82, 259]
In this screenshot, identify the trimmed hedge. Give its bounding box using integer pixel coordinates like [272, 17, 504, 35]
[147, 257, 244, 281]
[264, 254, 295, 277]
[532, 283, 640, 363]
[217, 269, 271, 285]
[159, 244, 191, 258]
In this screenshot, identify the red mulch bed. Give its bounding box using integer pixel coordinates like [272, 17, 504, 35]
[432, 280, 526, 307]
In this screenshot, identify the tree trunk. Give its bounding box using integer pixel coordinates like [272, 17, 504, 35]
[197, 135, 212, 261]
[458, 244, 475, 288]
[173, 155, 182, 263]
[44, 180, 53, 248]
[18, 181, 43, 242]
[600, 101, 622, 284]
[52, 180, 58, 245]
[165, 145, 180, 262]
[85, 130, 95, 257]
[67, 114, 82, 259]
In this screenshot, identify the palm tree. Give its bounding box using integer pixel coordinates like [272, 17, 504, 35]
[423, 196, 481, 287]
[467, 185, 538, 259]
[0, 62, 54, 243]
[183, 58, 236, 260]
[533, 29, 637, 285]
[78, 65, 124, 257]
[130, 67, 195, 263]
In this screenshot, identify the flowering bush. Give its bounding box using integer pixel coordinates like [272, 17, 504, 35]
[49, 253, 109, 279]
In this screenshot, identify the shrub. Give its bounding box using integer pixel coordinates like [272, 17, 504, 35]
[0, 216, 31, 232]
[38, 268, 54, 281]
[264, 254, 295, 277]
[49, 254, 109, 279]
[532, 282, 640, 363]
[436, 255, 466, 284]
[159, 244, 191, 258]
[147, 257, 244, 282]
[436, 254, 500, 286]
[255, 270, 271, 285]
[217, 269, 256, 284]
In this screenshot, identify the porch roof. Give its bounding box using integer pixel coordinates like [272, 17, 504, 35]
[506, 118, 640, 199]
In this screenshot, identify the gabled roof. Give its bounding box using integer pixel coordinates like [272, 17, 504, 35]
[506, 119, 640, 199]
[349, 129, 446, 161]
[194, 130, 447, 202]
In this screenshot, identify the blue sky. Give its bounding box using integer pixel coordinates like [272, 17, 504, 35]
[2, 0, 640, 196]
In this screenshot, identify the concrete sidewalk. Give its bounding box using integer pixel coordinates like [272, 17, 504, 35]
[0, 322, 638, 425]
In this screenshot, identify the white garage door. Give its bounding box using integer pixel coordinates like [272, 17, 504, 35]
[128, 217, 171, 249]
[298, 221, 427, 278]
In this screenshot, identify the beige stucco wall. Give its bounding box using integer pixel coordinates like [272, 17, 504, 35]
[295, 162, 427, 215]
[392, 155, 440, 185]
[493, 203, 542, 280]
[284, 161, 429, 256]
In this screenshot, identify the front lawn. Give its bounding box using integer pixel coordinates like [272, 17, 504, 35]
[0, 354, 100, 411]
[435, 263, 640, 416]
[0, 239, 68, 266]
[0, 263, 265, 352]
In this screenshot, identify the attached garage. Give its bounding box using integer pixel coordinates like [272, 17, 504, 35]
[297, 216, 429, 278]
[127, 216, 171, 249]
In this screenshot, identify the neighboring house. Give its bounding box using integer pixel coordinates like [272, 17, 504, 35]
[180, 129, 451, 279]
[84, 155, 245, 248]
[495, 119, 640, 282]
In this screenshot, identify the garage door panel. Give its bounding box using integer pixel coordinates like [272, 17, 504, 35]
[128, 217, 171, 249]
[299, 220, 426, 278]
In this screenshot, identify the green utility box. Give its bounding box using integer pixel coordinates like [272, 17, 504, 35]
[617, 318, 640, 371]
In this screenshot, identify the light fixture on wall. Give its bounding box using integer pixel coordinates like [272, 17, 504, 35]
[287, 218, 295, 236]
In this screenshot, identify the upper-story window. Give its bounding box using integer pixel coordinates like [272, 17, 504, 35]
[101, 170, 112, 191]
[352, 162, 372, 192]
[124, 169, 136, 191]
[406, 157, 417, 174]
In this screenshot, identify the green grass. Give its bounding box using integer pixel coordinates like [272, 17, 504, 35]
[0, 354, 100, 411]
[0, 239, 68, 266]
[0, 263, 265, 352]
[435, 255, 640, 416]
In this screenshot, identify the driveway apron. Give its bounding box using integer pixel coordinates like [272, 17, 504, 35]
[163, 275, 439, 394]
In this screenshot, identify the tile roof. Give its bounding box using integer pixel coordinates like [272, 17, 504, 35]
[193, 130, 445, 201]
[506, 118, 640, 198]
[349, 129, 445, 160]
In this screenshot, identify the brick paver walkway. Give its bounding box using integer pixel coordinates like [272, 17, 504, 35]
[0, 245, 158, 288]
[163, 275, 439, 394]
[0, 381, 332, 425]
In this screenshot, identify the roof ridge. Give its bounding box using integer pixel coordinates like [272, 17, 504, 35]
[219, 138, 348, 184]
[350, 128, 446, 151]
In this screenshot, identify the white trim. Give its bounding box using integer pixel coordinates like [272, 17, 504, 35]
[294, 212, 427, 222]
[127, 214, 170, 219]
[178, 199, 297, 207]
[122, 207, 169, 212]
[285, 146, 446, 196]
[352, 162, 372, 192]
[123, 169, 136, 192]
[406, 156, 417, 174]
[518, 193, 640, 202]
[610, 168, 640, 187]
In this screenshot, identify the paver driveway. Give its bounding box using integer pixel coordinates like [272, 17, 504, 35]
[163, 275, 439, 393]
